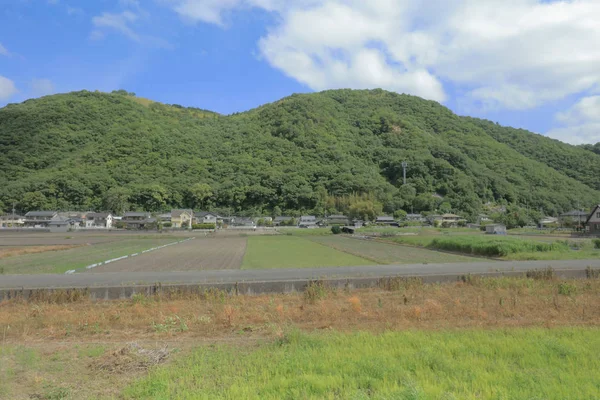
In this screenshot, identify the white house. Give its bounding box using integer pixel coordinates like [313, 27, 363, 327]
[195, 212, 219, 225]
[86, 213, 113, 229]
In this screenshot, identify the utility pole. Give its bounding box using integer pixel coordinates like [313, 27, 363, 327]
[401, 161, 408, 185]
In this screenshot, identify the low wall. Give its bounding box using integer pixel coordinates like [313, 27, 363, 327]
[0, 268, 589, 302]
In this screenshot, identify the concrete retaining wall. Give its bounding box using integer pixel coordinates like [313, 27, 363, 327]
[0, 268, 589, 302]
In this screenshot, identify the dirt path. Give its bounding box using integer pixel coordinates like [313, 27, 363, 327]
[89, 237, 247, 272]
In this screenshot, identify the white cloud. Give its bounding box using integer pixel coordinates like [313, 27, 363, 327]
[0, 76, 18, 101]
[67, 7, 84, 16]
[0, 42, 9, 56]
[30, 78, 55, 97]
[92, 11, 140, 41]
[167, 0, 600, 108]
[547, 96, 600, 145]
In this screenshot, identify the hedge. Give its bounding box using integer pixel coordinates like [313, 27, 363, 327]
[193, 223, 216, 230]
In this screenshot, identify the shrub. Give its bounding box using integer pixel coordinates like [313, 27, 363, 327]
[192, 223, 216, 230]
[163, 222, 172, 228]
[331, 226, 342, 234]
[427, 236, 569, 257]
[558, 282, 577, 296]
[593, 239, 600, 249]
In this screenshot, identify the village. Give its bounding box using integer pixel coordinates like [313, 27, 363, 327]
[1, 206, 600, 235]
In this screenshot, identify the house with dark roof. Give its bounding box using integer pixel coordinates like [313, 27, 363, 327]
[375, 216, 397, 225]
[298, 215, 317, 228]
[405, 213, 424, 222]
[194, 212, 220, 225]
[274, 216, 294, 226]
[24, 211, 58, 227]
[0, 215, 25, 228]
[326, 215, 350, 226]
[560, 210, 588, 226]
[122, 212, 153, 229]
[585, 205, 600, 234]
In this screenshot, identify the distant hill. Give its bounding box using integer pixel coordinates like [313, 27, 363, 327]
[1, 89, 598, 217]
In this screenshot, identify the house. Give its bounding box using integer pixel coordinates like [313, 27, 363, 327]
[375, 216, 397, 226]
[486, 224, 507, 235]
[274, 216, 294, 226]
[426, 214, 443, 224]
[326, 215, 350, 225]
[171, 209, 193, 228]
[122, 212, 152, 229]
[585, 205, 600, 234]
[48, 218, 74, 233]
[0, 215, 25, 228]
[86, 213, 113, 229]
[405, 213, 424, 222]
[230, 217, 256, 229]
[24, 211, 58, 227]
[195, 212, 220, 225]
[158, 213, 172, 223]
[298, 215, 317, 228]
[539, 216, 558, 228]
[559, 210, 588, 226]
[441, 214, 462, 223]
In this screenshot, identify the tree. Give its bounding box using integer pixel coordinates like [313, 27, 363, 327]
[393, 209, 407, 220]
[102, 187, 131, 214]
[130, 184, 169, 212]
[188, 183, 213, 210]
[348, 200, 382, 222]
[272, 206, 282, 218]
[413, 194, 436, 212]
[20, 192, 49, 212]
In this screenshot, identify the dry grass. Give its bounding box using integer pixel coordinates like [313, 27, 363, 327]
[2, 277, 600, 343]
[0, 245, 82, 260]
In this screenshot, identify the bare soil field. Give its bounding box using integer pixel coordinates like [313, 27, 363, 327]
[91, 237, 248, 272]
[0, 245, 82, 259]
[309, 235, 489, 264]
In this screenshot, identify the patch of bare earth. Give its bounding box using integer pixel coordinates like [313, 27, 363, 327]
[0, 245, 83, 259]
[90, 237, 247, 272]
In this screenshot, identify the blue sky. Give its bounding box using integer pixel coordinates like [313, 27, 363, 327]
[1, 0, 599, 144]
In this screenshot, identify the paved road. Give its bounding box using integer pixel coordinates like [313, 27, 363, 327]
[1, 259, 599, 289]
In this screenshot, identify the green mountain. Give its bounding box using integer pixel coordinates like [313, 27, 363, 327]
[1, 89, 598, 218]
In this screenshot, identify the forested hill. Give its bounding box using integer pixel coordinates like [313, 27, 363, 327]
[1, 89, 599, 218]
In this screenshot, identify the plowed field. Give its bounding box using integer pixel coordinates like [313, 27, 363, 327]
[90, 237, 247, 272]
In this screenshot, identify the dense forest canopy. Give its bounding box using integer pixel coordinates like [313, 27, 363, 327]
[1, 89, 599, 219]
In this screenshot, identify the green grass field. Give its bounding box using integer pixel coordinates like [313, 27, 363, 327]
[125, 328, 600, 400]
[0, 238, 178, 274]
[241, 235, 371, 269]
[309, 236, 488, 264]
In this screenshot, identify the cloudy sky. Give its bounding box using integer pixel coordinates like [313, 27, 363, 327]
[1, 0, 599, 144]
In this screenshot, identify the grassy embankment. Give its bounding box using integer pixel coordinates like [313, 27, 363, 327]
[0, 238, 179, 274]
[125, 328, 600, 400]
[241, 235, 370, 269]
[2, 275, 600, 399]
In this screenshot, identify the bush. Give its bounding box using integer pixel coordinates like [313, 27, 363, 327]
[593, 239, 600, 249]
[331, 226, 342, 234]
[192, 223, 216, 230]
[163, 222, 172, 228]
[427, 236, 569, 257]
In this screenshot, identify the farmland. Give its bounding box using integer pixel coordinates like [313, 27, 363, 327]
[0, 236, 182, 274]
[241, 235, 371, 269]
[1, 276, 600, 399]
[309, 236, 488, 264]
[91, 237, 247, 272]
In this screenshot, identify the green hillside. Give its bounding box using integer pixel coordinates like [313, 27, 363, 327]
[0, 89, 598, 218]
